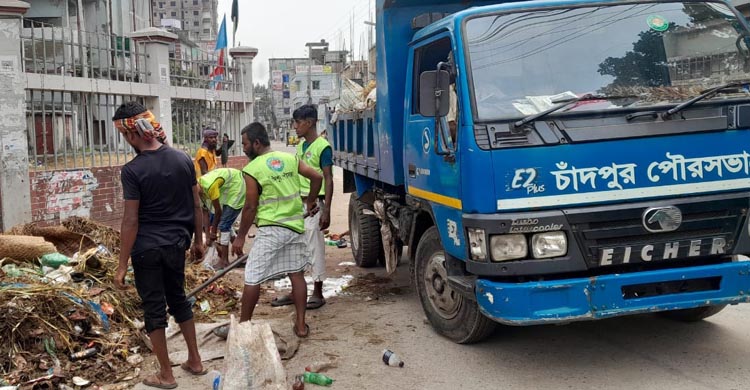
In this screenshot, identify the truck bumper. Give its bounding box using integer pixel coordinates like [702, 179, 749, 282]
[475, 262, 750, 325]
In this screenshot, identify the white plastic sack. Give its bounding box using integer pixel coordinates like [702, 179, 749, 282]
[337, 78, 364, 112]
[223, 316, 287, 390]
[366, 87, 377, 107]
[203, 246, 221, 270]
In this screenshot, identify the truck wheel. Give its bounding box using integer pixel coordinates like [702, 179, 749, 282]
[349, 193, 381, 268]
[415, 226, 496, 344]
[658, 305, 727, 322]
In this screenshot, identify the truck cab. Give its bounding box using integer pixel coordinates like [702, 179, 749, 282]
[332, 0, 750, 343]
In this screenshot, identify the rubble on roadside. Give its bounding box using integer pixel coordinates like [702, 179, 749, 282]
[0, 218, 243, 389]
[0, 219, 145, 389]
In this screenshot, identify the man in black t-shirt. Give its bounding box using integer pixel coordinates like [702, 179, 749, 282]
[113, 102, 206, 389]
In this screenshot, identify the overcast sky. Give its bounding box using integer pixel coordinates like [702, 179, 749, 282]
[215, 0, 374, 85]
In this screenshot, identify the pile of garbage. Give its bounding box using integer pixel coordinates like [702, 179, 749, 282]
[0, 218, 249, 388]
[185, 266, 241, 322]
[0, 219, 146, 388]
[330, 78, 377, 122]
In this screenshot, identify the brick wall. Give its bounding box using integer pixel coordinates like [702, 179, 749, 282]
[29, 166, 123, 229]
[25, 156, 250, 230]
[224, 155, 248, 170]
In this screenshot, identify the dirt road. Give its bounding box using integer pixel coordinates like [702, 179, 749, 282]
[133, 142, 750, 390]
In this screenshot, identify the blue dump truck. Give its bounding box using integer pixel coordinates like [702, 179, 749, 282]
[329, 0, 750, 343]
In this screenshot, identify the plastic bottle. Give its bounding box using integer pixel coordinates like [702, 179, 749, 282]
[207, 370, 222, 390]
[40, 253, 71, 269]
[302, 372, 334, 386]
[382, 349, 404, 367]
[69, 347, 97, 361]
[95, 244, 111, 257]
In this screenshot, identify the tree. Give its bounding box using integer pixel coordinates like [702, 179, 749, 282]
[598, 26, 672, 88]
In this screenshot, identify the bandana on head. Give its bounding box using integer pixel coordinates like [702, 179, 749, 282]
[203, 128, 218, 138]
[114, 110, 166, 143]
[202, 128, 218, 148]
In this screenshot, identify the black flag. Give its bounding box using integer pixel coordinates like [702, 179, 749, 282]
[231, 0, 238, 47]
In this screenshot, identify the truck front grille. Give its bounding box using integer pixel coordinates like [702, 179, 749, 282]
[565, 197, 747, 267]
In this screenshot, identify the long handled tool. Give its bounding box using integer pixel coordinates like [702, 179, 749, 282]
[187, 253, 248, 299]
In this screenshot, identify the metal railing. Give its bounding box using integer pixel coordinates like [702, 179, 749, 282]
[25, 90, 143, 171]
[171, 98, 247, 160]
[169, 48, 240, 91]
[21, 19, 147, 82]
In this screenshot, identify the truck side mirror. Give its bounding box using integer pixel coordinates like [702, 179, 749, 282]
[419, 70, 450, 117]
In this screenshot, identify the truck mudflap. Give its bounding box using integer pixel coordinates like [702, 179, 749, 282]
[475, 262, 750, 326]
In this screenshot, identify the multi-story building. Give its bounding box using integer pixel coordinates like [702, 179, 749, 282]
[268, 47, 349, 131]
[151, 0, 218, 52]
[268, 57, 310, 128]
[290, 69, 339, 132]
[3, 0, 250, 231]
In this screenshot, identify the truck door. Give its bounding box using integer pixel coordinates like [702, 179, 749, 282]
[406, 35, 465, 258]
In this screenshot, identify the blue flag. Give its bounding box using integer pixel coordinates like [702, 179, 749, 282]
[215, 15, 227, 51]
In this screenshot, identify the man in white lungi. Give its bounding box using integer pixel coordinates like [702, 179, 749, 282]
[231, 122, 322, 338]
[271, 104, 333, 310]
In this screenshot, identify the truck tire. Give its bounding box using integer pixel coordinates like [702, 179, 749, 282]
[414, 226, 496, 344]
[349, 193, 381, 268]
[658, 305, 727, 322]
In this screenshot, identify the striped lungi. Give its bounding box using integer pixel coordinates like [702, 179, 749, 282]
[244, 226, 310, 285]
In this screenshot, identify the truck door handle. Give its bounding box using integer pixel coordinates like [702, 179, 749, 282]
[408, 163, 416, 177]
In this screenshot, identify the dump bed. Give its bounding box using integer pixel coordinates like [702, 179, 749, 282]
[329, 109, 380, 181]
[329, 0, 501, 186]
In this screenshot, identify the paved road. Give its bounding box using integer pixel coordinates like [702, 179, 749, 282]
[135, 140, 750, 390]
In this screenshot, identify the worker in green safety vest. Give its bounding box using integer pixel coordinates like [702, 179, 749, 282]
[271, 104, 333, 310]
[198, 168, 246, 270]
[231, 122, 323, 338]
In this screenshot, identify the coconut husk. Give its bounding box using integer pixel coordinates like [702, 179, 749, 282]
[0, 235, 57, 262]
[5, 224, 96, 257]
[62, 217, 121, 254]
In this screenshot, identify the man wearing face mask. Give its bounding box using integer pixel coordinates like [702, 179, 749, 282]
[231, 122, 323, 338]
[112, 101, 206, 389]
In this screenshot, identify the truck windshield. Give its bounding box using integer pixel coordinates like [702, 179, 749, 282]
[465, 2, 750, 122]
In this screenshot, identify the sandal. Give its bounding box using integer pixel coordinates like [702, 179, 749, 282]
[142, 375, 177, 389]
[306, 296, 326, 310]
[293, 323, 310, 338]
[271, 294, 294, 307]
[180, 362, 208, 376]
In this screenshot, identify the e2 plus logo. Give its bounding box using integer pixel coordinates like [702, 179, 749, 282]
[511, 168, 545, 194]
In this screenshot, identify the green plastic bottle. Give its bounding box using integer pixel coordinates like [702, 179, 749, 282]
[41, 253, 70, 269]
[303, 372, 334, 386]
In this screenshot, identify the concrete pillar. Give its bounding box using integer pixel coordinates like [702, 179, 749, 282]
[230, 46, 258, 126]
[130, 27, 177, 143]
[0, 1, 31, 231]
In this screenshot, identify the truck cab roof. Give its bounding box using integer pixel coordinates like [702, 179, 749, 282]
[410, 0, 737, 42]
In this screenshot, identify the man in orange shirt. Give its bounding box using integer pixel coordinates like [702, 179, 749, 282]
[194, 128, 219, 178]
[194, 128, 219, 236]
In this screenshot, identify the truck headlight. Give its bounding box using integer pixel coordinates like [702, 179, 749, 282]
[467, 228, 487, 261]
[531, 231, 567, 259]
[490, 234, 527, 262]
